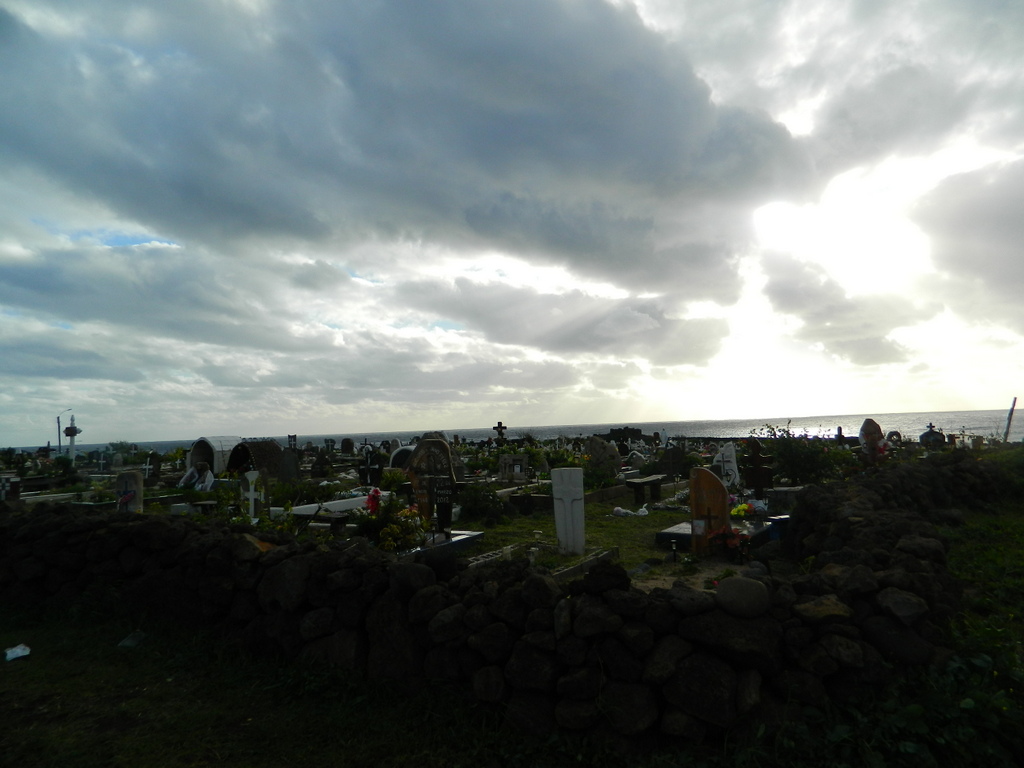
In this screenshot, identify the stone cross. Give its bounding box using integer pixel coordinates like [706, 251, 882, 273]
[743, 438, 774, 500]
[98, 453, 107, 472]
[551, 467, 585, 555]
[492, 421, 508, 444]
[243, 470, 261, 524]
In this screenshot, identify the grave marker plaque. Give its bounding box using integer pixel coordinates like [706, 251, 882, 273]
[407, 437, 458, 530]
[689, 467, 729, 555]
[552, 467, 585, 555]
[116, 471, 144, 513]
[242, 470, 264, 524]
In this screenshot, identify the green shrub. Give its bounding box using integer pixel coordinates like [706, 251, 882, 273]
[457, 482, 505, 524]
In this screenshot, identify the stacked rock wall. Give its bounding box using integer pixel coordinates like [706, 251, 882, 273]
[0, 451, 999, 741]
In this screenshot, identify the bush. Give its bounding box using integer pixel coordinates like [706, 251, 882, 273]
[457, 482, 505, 524]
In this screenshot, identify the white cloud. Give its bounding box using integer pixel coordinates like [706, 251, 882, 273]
[1, 0, 1023, 445]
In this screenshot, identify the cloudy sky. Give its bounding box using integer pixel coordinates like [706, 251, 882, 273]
[2, 0, 1023, 447]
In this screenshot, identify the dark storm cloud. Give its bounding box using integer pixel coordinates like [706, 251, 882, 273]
[912, 159, 1024, 332]
[0, 1, 808, 273]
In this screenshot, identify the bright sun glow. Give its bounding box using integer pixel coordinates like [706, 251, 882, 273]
[753, 141, 1017, 297]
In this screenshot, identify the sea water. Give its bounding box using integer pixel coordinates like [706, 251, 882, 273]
[50, 408, 1021, 455]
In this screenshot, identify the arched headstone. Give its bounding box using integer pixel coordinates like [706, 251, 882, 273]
[689, 467, 729, 555]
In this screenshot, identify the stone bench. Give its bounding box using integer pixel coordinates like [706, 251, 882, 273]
[624, 474, 667, 505]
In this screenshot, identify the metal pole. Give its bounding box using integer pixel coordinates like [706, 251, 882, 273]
[1003, 397, 1017, 443]
[57, 408, 71, 456]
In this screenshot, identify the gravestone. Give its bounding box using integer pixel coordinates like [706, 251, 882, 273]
[689, 467, 729, 555]
[711, 442, 739, 487]
[287, 434, 298, 450]
[389, 438, 401, 453]
[498, 453, 530, 483]
[390, 445, 414, 469]
[627, 451, 645, 470]
[859, 418, 889, 466]
[583, 435, 621, 482]
[341, 437, 355, 454]
[743, 438, 773, 500]
[241, 470, 264, 524]
[310, 449, 331, 479]
[492, 421, 509, 445]
[116, 471, 144, 513]
[324, 438, 336, 455]
[0, 474, 21, 502]
[919, 423, 944, 450]
[112, 453, 124, 469]
[406, 435, 458, 532]
[657, 445, 689, 478]
[279, 448, 301, 483]
[551, 467, 585, 555]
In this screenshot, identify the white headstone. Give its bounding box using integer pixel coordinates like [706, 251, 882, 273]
[116, 471, 144, 513]
[711, 442, 739, 487]
[243, 470, 261, 524]
[551, 467, 585, 555]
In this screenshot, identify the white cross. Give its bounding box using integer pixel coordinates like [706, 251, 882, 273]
[143, 457, 152, 479]
[244, 471, 261, 524]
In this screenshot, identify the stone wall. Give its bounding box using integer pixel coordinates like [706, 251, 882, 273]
[0, 451, 998, 742]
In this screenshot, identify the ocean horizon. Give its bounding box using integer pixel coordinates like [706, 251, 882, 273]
[26, 407, 1021, 456]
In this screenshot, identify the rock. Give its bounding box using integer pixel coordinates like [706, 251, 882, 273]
[300, 629, 365, 670]
[861, 615, 934, 665]
[582, 561, 631, 594]
[388, 561, 436, 598]
[366, 589, 422, 679]
[504, 693, 555, 734]
[677, 610, 782, 674]
[666, 583, 716, 616]
[820, 633, 865, 667]
[660, 709, 706, 740]
[736, 669, 762, 713]
[258, 554, 313, 612]
[555, 698, 601, 730]
[407, 584, 455, 624]
[557, 667, 605, 699]
[875, 586, 930, 626]
[895, 535, 947, 565]
[642, 635, 694, 685]
[473, 665, 506, 702]
[468, 622, 513, 664]
[791, 594, 853, 624]
[521, 574, 563, 608]
[715, 576, 771, 618]
[616, 621, 655, 655]
[663, 652, 737, 727]
[505, 640, 558, 691]
[553, 596, 574, 639]
[299, 606, 335, 640]
[427, 603, 466, 643]
[600, 681, 659, 735]
[573, 595, 624, 637]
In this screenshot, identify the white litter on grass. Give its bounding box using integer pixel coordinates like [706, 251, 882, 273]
[611, 505, 650, 517]
[5, 644, 30, 661]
